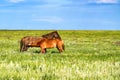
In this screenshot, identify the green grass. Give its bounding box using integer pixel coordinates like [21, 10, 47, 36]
[0, 30, 120, 80]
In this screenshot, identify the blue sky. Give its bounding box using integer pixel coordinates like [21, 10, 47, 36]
[0, 0, 120, 30]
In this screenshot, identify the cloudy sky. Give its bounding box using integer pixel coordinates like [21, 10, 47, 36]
[0, 0, 120, 30]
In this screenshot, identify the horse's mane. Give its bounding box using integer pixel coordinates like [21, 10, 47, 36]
[41, 31, 61, 40]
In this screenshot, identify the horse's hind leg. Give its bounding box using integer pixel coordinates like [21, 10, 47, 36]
[45, 48, 47, 53]
[22, 45, 28, 51]
[25, 47, 28, 51]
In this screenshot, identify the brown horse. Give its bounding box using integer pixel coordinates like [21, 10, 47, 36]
[20, 31, 62, 52]
[28, 38, 65, 53]
[20, 36, 42, 52]
[42, 31, 61, 40]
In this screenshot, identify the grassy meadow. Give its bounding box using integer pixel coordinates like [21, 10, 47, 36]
[0, 30, 120, 80]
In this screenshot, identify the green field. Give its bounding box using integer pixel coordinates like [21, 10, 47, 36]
[0, 30, 120, 80]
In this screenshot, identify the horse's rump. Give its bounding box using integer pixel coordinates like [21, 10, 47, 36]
[20, 36, 42, 52]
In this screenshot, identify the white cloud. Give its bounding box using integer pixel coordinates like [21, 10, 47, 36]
[32, 16, 63, 23]
[89, 0, 118, 3]
[8, 0, 25, 3]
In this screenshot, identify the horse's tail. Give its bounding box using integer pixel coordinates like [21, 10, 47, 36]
[20, 39, 23, 52]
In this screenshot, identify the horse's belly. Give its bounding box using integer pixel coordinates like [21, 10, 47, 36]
[28, 43, 39, 47]
[46, 43, 56, 48]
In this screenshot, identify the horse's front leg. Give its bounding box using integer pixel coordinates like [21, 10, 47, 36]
[40, 48, 46, 54]
[57, 46, 63, 53]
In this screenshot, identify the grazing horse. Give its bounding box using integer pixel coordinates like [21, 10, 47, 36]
[28, 38, 65, 53]
[20, 31, 62, 52]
